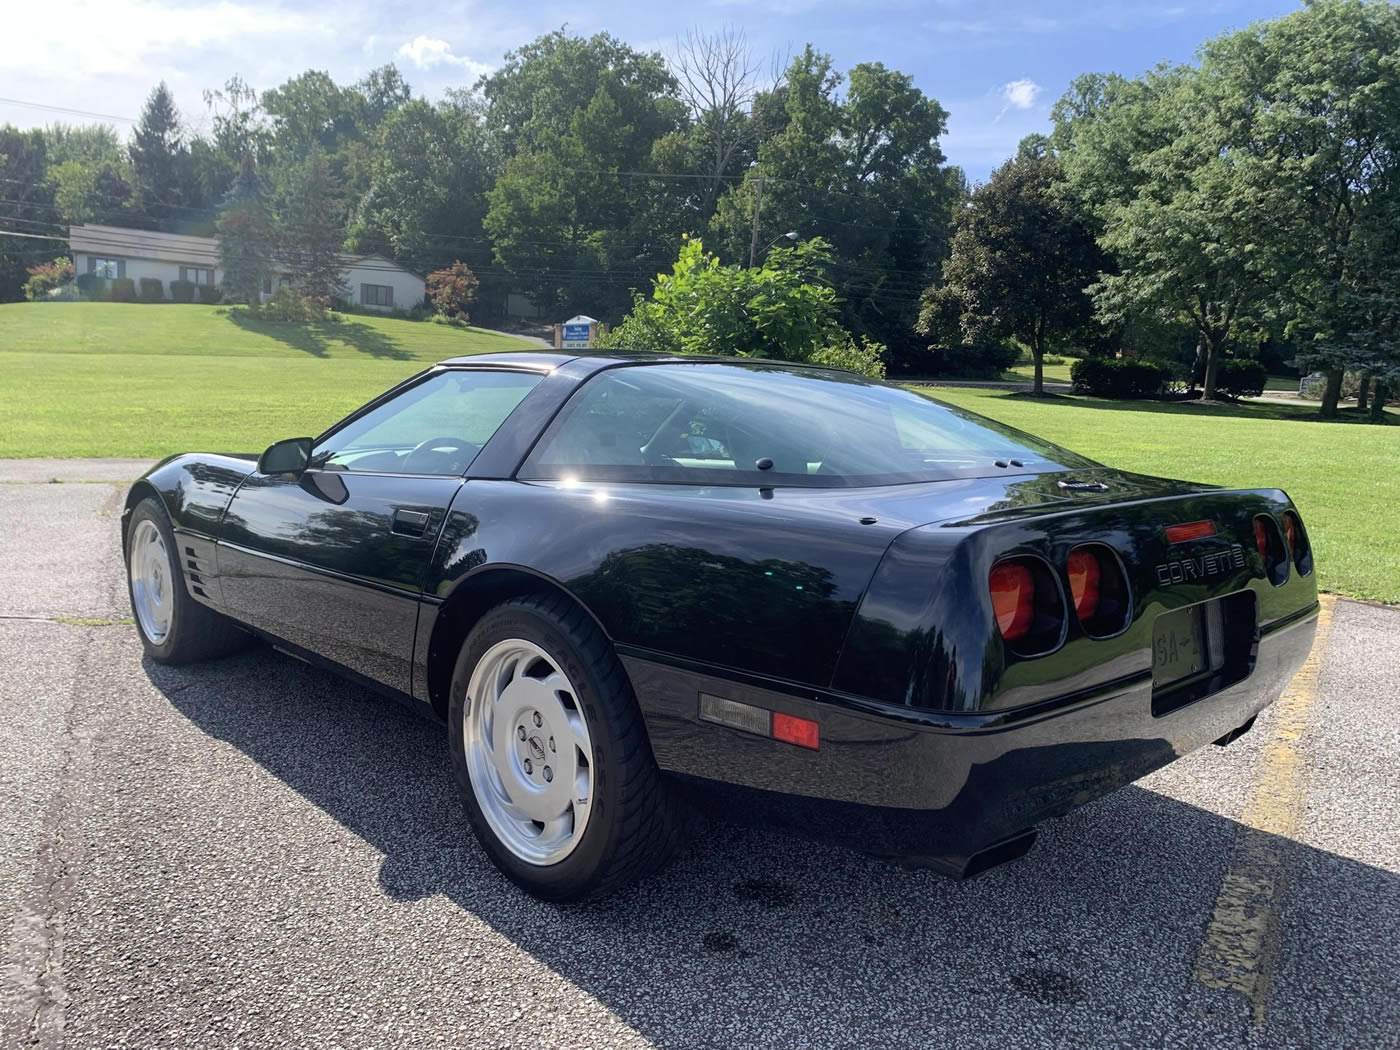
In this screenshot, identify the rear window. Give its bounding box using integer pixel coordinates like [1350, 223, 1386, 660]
[519, 362, 1094, 487]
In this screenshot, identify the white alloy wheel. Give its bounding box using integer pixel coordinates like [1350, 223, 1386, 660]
[129, 517, 174, 644]
[462, 638, 595, 865]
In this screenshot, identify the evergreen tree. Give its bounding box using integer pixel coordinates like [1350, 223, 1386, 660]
[216, 152, 276, 306]
[282, 147, 346, 304]
[129, 82, 190, 223]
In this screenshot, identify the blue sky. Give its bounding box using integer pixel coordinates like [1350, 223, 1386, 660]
[2, 0, 1306, 182]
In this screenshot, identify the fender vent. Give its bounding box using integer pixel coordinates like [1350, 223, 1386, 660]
[184, 545, 207, 598]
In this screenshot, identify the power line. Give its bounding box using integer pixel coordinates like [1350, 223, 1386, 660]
[0, 97, 139, 124]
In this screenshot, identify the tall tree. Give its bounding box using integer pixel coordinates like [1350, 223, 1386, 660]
[710, 48, 958, 356]
[216, 153, 276, 306]
[44, 124, 131, 224]
[0, 125, 54, 301]
[941, 156, 1102, 394]
[128, 83, 191, 223]
[282, 146, 346, 303]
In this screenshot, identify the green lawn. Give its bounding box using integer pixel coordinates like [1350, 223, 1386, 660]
[1002, 359, 1075, 385]
[923, 386, 1400, 604]
[0, 302, 533, 457]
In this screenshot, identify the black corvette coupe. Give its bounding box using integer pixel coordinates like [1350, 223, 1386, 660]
[123, 351, 1319, 899]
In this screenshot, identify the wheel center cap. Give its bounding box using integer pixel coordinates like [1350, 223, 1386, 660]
[526, 735, 547, 762]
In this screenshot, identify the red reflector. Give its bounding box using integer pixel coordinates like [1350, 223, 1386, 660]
[989, 561, 1035, 641]
[1166, 520, 1216, 544]
[1254, 518, 1270, 560]
[1067, 548, 1101, 621]
[772, 711, 819, 750]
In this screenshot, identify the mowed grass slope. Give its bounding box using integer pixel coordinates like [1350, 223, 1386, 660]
[926, 386, 1400, 604]
[0, 302, 533, 457]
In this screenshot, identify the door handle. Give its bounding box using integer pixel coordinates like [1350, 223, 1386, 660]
[391, 508, 431, 537]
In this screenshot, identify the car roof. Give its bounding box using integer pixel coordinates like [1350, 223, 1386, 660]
[436, 348, 831, 373]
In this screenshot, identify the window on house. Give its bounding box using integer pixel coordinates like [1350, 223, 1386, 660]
[90, 258, 121, 279]
[180, 266, 214, 285]
[361, 283, 393, 307]
[262, 277, 273, 295]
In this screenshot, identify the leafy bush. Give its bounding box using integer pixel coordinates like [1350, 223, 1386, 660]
[139, 277, 164, 302]
[195, 284, 221, 305]
[811, 336, 888, 379]
[170, 279, 195, 303]
[1071, 357, 1171, 398]
[910, 285, 1020, 377]
[260, 285, 326, 321]
[24, 257, 74, 301]
[75, 273, 107, 300]
[1214, 358, 1268, 399]
[431, 313, 473, 329]
[426, 261, 479, 323]
[109, 277, 136, 302]
[1043, 355, 1066, 366]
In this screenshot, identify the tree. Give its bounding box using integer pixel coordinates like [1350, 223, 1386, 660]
[282, 146, 346, 304]
[709, 48, 959, 354]
[216, 152, 277, 306]
[941, 156, 1102, 394]
[43, 124, 131, 224]
[129, 83, 191, 222]
[426, 261, 480, 320]
[600, 235, 887, 375]
[1196, 0, 1400, 418]
[0, 125, 53, 301]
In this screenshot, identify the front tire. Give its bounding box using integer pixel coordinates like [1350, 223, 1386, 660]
[125, 497, 247, 664]
[448, 593, 688, 900]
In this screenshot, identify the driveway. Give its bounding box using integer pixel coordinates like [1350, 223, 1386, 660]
[1, 461, 1397, 1049]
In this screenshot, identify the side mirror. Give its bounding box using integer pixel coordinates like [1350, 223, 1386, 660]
[257, 436, 313, 475]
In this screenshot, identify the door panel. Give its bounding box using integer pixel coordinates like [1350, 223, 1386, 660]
[218, 471, 461, 693]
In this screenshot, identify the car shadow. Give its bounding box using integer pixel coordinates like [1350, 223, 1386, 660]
[222, 308, 412, 360]
[143, 644, 1400, 1047]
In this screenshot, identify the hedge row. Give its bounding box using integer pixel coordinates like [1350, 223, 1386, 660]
[1070, 357, 1171, 398]
[71, 273, 222, 304]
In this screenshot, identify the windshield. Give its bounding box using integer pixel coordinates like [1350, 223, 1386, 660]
[520, 362, 1095, 487]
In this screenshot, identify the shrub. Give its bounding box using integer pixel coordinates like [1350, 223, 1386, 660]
[811, 336, 888, 379]
[24, 257, 75, 301]
[1071, 357, 1171, 398]
[195, 284, 221, 305]
[139, 277, 164, 302]
[170, 279, 195, 303]
[1214, 358, 1268, 400]
[1043, 354, 1066, 366]
[431, 313, 472, 329]
[109, 277, 136, 302]
[260, 285, 326, 322]
[75, 273, 107, 300]
[426, 260, 479, 321]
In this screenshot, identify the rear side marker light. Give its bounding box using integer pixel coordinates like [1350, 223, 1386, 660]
[772, 712, 820, 750]
[699, 693, 819, 750]
[1167, 520, 1216, 544]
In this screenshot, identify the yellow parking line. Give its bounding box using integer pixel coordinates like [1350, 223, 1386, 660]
[1191, 595, 1335, 1021]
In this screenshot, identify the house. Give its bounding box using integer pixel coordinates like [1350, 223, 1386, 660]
[67, 223, 426, 311]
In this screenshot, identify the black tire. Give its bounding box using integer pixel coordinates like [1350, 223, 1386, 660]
[125, 496, 249, 665]
[448, 593, 689, 900]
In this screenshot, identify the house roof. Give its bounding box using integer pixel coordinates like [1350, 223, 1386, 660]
[66, 224, 424, 282]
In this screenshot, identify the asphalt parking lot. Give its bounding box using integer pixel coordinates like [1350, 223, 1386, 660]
[1, 461, 1397, 1050]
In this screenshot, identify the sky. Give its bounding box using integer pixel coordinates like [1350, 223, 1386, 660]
[0, 0, 1309, 183]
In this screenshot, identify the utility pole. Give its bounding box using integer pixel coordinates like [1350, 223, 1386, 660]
[748, 175, 765, 268]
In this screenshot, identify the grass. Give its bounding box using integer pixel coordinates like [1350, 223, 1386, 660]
[923, 386, 1400, 604]
[1002, 359, 1075, 385]
[0, 302, 533, 457]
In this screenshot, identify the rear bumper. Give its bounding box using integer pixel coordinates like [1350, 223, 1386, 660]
[624, 603, 1318, 872]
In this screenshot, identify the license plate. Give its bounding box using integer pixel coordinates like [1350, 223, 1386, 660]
[1152, 603, 1224, 688]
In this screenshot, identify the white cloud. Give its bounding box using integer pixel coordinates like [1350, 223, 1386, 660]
[395, 35, 493, 77]
[1002, 78, 1042, 110]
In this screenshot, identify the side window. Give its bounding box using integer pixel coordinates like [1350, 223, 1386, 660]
[527, 374, 687, 470]
[313, 369, 541, 475]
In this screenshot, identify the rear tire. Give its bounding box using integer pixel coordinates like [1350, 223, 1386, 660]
[125, 497, 248, 665]
[448, 593, 688, 900]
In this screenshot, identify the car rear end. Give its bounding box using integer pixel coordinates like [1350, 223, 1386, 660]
[649, 480, 1320, 878]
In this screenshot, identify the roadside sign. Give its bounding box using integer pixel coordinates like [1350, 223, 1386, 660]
[560, 314, 598, 349]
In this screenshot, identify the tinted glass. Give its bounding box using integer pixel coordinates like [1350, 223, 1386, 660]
[314, 369, 541, 475]
[520, 363, 1095, 487]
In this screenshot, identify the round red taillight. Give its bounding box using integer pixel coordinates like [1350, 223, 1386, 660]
[1282, 509, 1313, 576]
[1254, 515, 1290, 586]
[1254, 518, 1270, 561]
[989, 561, 1034, 641]
[1067, 548, 1101, 621]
